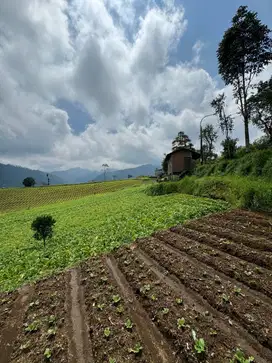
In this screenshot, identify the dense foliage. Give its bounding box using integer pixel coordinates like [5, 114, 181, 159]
[31, 215, 56, 247]
[22, 177, 36, 187]
[0, 187, 227, 291]
[146, 176, 272, 213]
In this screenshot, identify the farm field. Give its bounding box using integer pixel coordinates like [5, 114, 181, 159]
[0, 186, 228, 291]
[0, 209, 271, 363]
[0, 179, 148, 213]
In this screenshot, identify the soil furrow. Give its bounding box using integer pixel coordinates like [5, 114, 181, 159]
[133, 245, 272, 363]
[67, 269, 94, 363]
[228, 210, 272, 227]
[154, 230, 272, 298]
[171, 225, 272, 269]
[185, 221, 272, 252]
[0, 286, 33, 363]
[138, 237, 272, 350]
[202, 215, 272, 240]
[106, 255, 177, 363]
[80, 257, 152, 362]
[114, 246, 272, 363]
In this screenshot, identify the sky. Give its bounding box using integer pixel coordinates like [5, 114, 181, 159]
[0, 0, 271, 171]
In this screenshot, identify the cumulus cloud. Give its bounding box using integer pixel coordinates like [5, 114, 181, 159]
[0, 0, 270, 171]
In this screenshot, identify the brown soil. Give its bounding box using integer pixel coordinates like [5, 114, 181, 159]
[0, 209, 271, 363]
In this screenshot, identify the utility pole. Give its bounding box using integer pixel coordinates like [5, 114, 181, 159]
[200, 113, 215, 164]
[46, 173, 50, 186]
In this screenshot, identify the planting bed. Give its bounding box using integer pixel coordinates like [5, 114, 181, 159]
[0, 209, 271, 362]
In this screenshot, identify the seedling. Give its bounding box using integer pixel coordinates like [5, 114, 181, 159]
[47, 327, 57, 337]
[104, 327, 111, 338]
[230, 348, 254, 363]
[151, 294, 157, 301]
[109, 358, 116, 363]
[101, 276, 108, 283]
[20, 341, 31, 351]
[222, 293, 230, 303]
[97, 303, 105, 311]
[140, 284, 151, 295]
[209, 329, 217, 336]
[192, 330, 206, 354]
[112, 295, 121, 305]
[24, 320, 40, 333]
[176, 298, 183, 305]
[234, 287, 242, 295]
[48, 315, 56, 326]
[177, 318, 185, 329]
[44, 348, 52, 360]
[125, 318, 133, 330]
[29, 300, 40, 308]
[128, 342, 143, 355]
[162, 308, 169, 315]
[116, 305, 124, 314]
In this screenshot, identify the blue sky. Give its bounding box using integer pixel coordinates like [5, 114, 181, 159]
[1, 0, 271, 170]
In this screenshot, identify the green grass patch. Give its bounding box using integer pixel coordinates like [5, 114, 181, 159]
[146, 176, 272, 212]
[0, 179, 148, 213]
[0, 187, 228, 292]
[194, 149, 272, 180]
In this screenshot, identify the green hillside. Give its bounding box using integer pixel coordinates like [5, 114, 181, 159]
[194, 149, 272, 180]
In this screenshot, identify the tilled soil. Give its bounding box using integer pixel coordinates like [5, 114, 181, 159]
[0, 209, 271, 363]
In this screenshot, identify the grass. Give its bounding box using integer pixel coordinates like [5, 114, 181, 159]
[0, 186, 228, 291]
[0, 179, 148, 213]
[146, 176, 272, 212]
[194, 149, 272, 180]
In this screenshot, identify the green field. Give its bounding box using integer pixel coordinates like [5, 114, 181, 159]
[0, 185, 228, 291]
[0, 179, 147, 213]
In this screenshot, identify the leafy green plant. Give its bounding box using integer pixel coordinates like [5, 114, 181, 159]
[151, 294, 157, 301]
[112, 295, 121, 305]
[109, 358, 116, 363]
[162, 308, 169, 315]
[31, 215, 56, 247]
[222, 293, 230, 303]
[140, 284, 151, 295]
[24, 320, 40, 333]
[209, 329, 217, 336]
[125, 318, 133, 330]
[177, 318, 185, 329]
[116, 305, 124, 314]
[128, 342, 143, 355]
[47, 327, 57, 337]
[234, 287, 242, 295]
[44, 348, 52, 359]
[192, 330, 206, 354]
[176, 298, 183, 305]
[97, 303, 105, 311]
[230, 348, 254, 363]
[104, 327, 111, 338]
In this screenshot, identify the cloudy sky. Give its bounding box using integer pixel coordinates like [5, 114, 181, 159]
[0, 0, 271, 171]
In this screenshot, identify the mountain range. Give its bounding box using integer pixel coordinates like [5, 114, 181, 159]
[0, 163, 158, 187]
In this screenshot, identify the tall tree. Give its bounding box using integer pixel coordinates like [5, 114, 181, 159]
[202, 124, 218, 160]
[172, 131, 194, 151]
[211, 93, 234, 138]
[248, 77, 272, 141]
[217, 6, 272, 148]
[22, 177, 36, 187]
[102, 164, 109, 181]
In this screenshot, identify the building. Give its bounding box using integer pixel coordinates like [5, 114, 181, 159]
[165, 148, 200, 178]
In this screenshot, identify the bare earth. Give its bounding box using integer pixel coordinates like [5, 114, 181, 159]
[0, 209, 271, 363]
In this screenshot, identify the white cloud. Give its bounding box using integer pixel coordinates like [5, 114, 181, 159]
[0, 0, 271, 171]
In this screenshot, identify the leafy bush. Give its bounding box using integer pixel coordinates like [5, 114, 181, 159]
[23, 177, 36, 187]
[31, 215, 56, 247]
[145, 176, 272, 212]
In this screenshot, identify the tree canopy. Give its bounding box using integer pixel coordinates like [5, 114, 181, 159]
[172, 131, 194, 151]
[217, 5, 272, 148]
[22, 177, 36, 187]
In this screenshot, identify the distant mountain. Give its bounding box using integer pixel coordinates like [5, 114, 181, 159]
[51, 168, 100, 184]
[94, 164, 159, 182]
[0, 163, 64, 188]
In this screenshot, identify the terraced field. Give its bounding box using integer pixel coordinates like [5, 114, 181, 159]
[1, 210, 271, 363]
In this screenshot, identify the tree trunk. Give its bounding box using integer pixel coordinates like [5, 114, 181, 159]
[244, 113, 250, 149]
[43, 238, 46, 248]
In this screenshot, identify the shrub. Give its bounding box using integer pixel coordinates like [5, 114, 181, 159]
[31, 215, 56, 247]
[23, 177, 36, 187]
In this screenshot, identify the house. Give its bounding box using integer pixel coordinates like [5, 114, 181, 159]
[165, 148, 200, 178]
